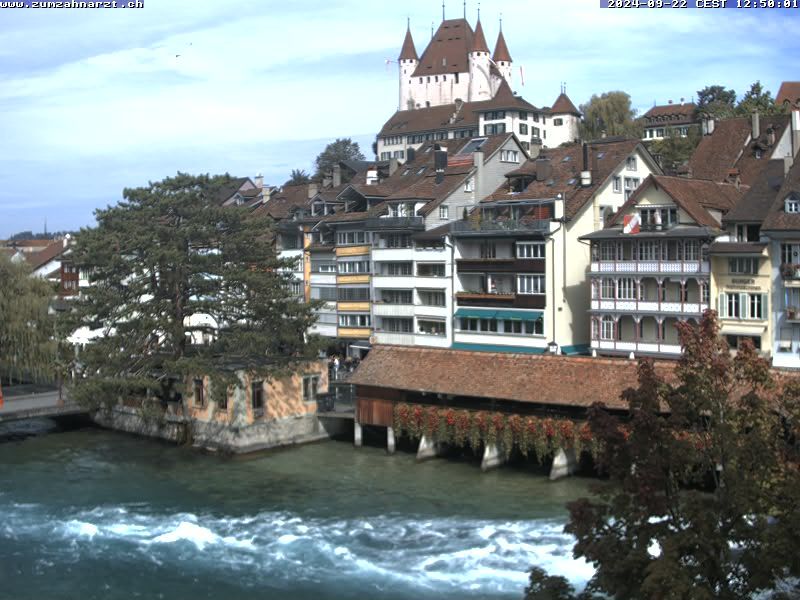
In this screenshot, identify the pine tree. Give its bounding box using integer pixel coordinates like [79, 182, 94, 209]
[64, 173, 322, 410]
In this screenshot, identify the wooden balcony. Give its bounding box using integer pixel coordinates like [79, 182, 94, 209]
[456, 292, 545, 310]
[456, 258, 545, 273]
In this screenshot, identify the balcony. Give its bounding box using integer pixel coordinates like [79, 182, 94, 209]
[591, 300, 709, 315]
[457, 258, 545, 273]
[781, 264, 800, 281]
[450, 219, 550, 237]
[590, 261, 710, 275]
[456, 292, 545, 310]
[591, 340, 682, 356]
[785, 308, 800, 323]
[365, 216, 425, 230]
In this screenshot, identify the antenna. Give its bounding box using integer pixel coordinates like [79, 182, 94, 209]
[431, 21, 434, 38]
[499, 12, 503, 32]
[463, 0, 466, 18]
[477, 1, 481, 21]
[442, 1, 445, 20]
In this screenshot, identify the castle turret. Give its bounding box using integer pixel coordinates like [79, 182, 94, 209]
[493, 28, 513, 84]
[468, 19, 491, 102]
[398, 23, 418, 111]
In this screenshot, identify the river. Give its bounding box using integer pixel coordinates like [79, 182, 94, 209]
[0, 421, 596, 600]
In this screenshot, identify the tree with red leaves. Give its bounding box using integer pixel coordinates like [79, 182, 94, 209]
[526, 311, 800, 599]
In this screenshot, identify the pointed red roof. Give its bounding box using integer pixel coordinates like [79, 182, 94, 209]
[471, 20, 490, 53]
[399, 26, 418, 61]
[551, 93, 581, 116]
[493, 30, 512, 62]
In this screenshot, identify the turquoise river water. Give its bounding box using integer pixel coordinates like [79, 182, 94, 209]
[0, 421, 596, 599]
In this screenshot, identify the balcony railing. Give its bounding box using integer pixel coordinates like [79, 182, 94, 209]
[456, 292, 546, 310]
[591, 340, 682, 355]
[780, 264, 800, 280]
[365, 216, 425, 230]
[590, 261, 710, 275]
[457, 258, 546, 273]
[450, 219, 550, 235]
[591, 299, 708, 315]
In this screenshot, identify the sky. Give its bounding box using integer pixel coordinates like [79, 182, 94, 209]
[1, 0, 798, 237]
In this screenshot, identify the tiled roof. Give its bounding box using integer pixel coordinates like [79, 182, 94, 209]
[492, 30, 512, 62]
[484, 138, 649, 220]
[378, 84, 538, 138]
[642, 102, 697, 122]
[471, 19, 490, 53]
[215, 177, 252, 204]
[776, 81, 800, 108]
[724, 159, 786, 223]
[709, 242, 767, 255]
[412, 19, 474, 77]
[550, 93, 580, 117]
[399, 26, 418, 61]
[761, 159, 800, 231]
[25, 239, 68, 270]
[258, 184, 311, 219]
[688, 115, 790, 186]
[350, 345, 678, 411]
[608, 175, 743, 229]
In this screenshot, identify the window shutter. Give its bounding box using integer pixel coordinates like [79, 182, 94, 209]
[718, 294, 727, 318]
[740, 293, 749, 319]
[761, 294, 768, 320]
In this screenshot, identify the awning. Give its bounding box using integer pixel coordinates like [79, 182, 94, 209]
[493, 309, 544, 321]
[454, 308, 497, 319]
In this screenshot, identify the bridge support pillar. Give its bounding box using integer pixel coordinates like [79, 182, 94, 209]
[386, 426, 396, 454]
[354, 422, 363, 447]
[481, 443, 505, 471]
[549, 447, 578, 481]
[416, 435, 442, 461]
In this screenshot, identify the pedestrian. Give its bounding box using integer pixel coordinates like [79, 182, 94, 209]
[333, 355, 340, 380]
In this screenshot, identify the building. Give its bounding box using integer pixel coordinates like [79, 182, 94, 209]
[450, 138, 661, 355]
[641, 102, 700, 141]
[776, 81, 800, 112]
[582, 175, 744, 359]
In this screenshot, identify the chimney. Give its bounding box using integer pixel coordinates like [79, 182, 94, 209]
[702, 115, 716, 136]
[535, 157, 552, 182]
[580, 142, 592, 187]
[407, 147, 416, 163]
[473, 150, 484, 193]
[434, 146, 448, 184]
[307, 183, 319, 199]
[389, 157, 399, 176]
[366, 167, 378, 185]
[752, 110, 761, 140]
[332, 164, 342, 187]
[254, 173, 264, 189]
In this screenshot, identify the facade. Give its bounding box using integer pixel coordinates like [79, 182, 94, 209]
[641, 102, 700, 141]
[583, 175, 744, 358]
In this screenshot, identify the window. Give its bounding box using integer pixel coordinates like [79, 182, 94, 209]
[418, 320, 446, 336]
[626, 156, 637, 170]
[600, 242, 617, 261]
[517, 242, 545, 259]
[382, 317, 413, 333]
[601, 316, 615, 340]
[289, 281, 303, 297]
[553, 118, 564, 126]
[519, 123, 529, 135]
[500, 150, 519, 163]
[781, 243, 800, 265]
[640, 207, 678, 229]
[385, 262, 413, 276]
[338, 314, 371, 328]
[735, 224, 760, 242]
[750, 294, 763, 320]
[302, 376, 319, 402]
[532, 127, 541, 138]
[251, 381, 264, 417]
[380, 151, 391, 160]
[193, 379, 204, 407]
[338, 261, 370, 274]
[383, 234, 412, 248]
[637, 241, 660, 261]
[601, 278, 616, 299]
[517, 274, 545, 294]
[464, 177, 474, 192]
[484, 123, 506, 135]
[336, 231, 369, 246]
[417, 263, 446, 277]
[519, 111, 528, 121]
[381, 289, 413, 304]
[624, 177, 641, 200]
[439, 205, 450, 220]
[311, 286, 337, 301]
[311, 261, 336, 273]
[501, 319, 543, 335]
[612, 176, 622, 193]
[338, 287, 370, 302]
[617, 278, 637, 300]
[786, 198, 800, 213]
[458, 317, 498, 333]
[684, 241, 699, 261]
[480, 242, 497, 258]
[719, 293, 767, 320]
[419, 290, 446, 306]
[729, 257, 758, 275]
[486, 110, 506, 120]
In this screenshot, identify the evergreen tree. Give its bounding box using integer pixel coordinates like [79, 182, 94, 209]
[313, 138, 365, 181]
[0, 254, 56, 394]
[527, 312, 800, 599]
[579, 91, 643, 141]
[286, 169, 311, 186]
[696, 84, 737, 120]
[65, 173, 322, 410]
[736, 81, 784, 117]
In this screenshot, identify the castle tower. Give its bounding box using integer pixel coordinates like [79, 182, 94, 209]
[468, 19, 491, 102]
[398, 23, 419, 111]
[493, 26, 513, 85]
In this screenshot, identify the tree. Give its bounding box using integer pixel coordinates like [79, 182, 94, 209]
[65, 173, 322, 410]
[0, 254, 55, 398]
[529, 312, 800, 599]
[648, 126, 702, 175]
[579, 91, 643, 141]
[285, 169, 311, 186]
[696, 85, 737, 120]
[736, 81, 784, 117]
[313, 138, 365, 181]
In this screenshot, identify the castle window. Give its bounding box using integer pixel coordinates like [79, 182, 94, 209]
[443, 75, 447, 81]
[435, 76, 438, 82]
[519, 111, 528, 120]
[553, 118, 564, 126]
[455, 73, 459, 84]
[519, 123, 528, 135]
[427, 77, 430, 83]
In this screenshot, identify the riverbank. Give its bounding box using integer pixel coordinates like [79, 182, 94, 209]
[0, 424, 596, 599]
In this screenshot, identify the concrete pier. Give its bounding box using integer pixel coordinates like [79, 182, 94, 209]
[481, 443, 505, 471]
[549, 447, 578, 481]
[386, 426, 396, 454]
[416, 435, 442, 461]
[354, 422, 363, 447]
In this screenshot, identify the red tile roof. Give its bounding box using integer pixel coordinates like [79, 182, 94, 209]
[776, 81, 800, 108]
[399, 26, 418, 61]
[642, 102, 697, 121]
[413, 19, 475, 77]
[350, 345, 678, 411]
[761, 158, 800, 232]
[550, 93, 580, 117]
[258, 184, 312, 219]
[492, 30, 512, 62]
[25, 239, 68, 270]
[471, 19, 490, 53]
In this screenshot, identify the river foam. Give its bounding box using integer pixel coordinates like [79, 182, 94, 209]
[5, 502, 592, 597]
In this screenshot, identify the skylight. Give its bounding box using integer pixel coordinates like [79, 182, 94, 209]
[459, 137, 488, 154]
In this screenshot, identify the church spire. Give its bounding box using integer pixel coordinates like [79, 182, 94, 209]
[399, 22, 418, 61]
[493, 28, 512, 63]
[471, 17, 490, 53]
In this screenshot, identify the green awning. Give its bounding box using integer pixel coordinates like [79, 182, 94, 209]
[493, 310, 544, 321]
[454, 308, 497, 319]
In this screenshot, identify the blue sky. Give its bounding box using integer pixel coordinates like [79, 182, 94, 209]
[1, 0, 798, 237]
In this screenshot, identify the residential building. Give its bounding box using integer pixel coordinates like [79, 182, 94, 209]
[641, 101, 700, 140]
[776, 81, 800, 112]
[450, 138, 661, 355]
[583, 175, 744, 358]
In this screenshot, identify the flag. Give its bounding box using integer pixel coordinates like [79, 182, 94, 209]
[623, 214, 640, 234]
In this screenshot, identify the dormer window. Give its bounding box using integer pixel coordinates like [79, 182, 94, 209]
[786, 197, 800, 214]
[626, 156, 637, 171]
